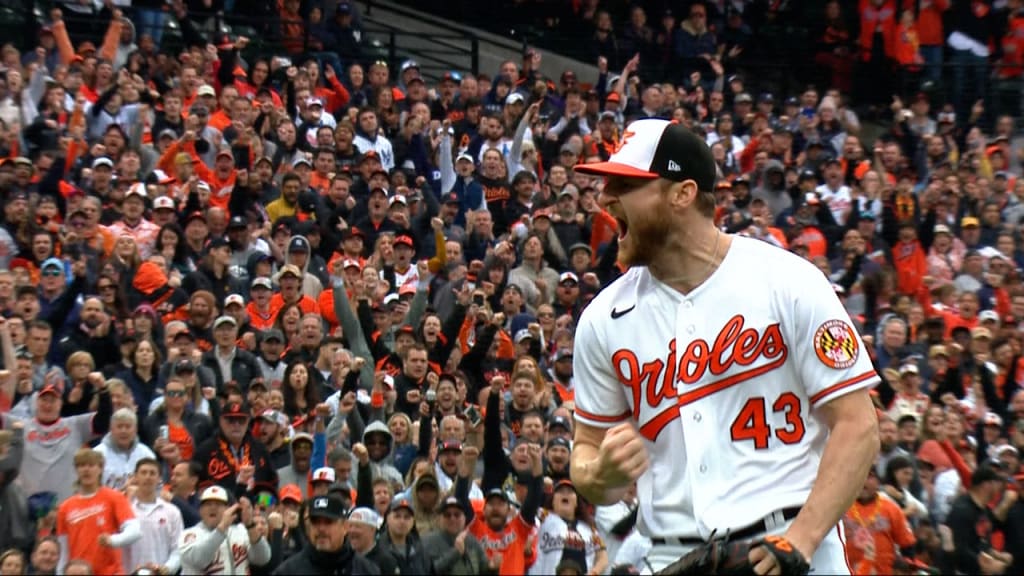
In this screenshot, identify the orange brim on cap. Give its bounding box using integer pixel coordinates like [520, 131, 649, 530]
[574, 161, 658, 179]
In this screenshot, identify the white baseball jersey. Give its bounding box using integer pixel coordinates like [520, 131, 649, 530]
[529, 510, 605, 575]
[179, 522, 271, 576]
[574, 235, 879, 540]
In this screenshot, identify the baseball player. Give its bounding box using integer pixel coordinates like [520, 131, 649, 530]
[569, 119, 880, 575]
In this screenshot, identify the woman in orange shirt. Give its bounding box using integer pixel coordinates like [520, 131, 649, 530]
[56, 448, 141, 575]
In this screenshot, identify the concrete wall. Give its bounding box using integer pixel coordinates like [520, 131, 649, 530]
[355, 0, 599, 86]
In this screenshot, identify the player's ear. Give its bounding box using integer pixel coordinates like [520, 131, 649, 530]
[668, 179, 698, 210]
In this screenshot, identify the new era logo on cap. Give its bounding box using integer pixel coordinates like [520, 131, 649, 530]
[575, 119, 716, 191]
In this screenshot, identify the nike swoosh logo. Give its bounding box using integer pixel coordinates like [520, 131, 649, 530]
[611, 305, 635, 319]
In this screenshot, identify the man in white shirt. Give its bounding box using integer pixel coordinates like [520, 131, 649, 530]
[179, 486, 270, 575]
[125, 458, 184, 574]
[816, 159, 852, 225]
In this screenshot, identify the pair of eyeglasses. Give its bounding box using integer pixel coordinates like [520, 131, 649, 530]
[42, 269, 62, 277]
[166, 390, 187, 398]
[98, 284, 115, 291]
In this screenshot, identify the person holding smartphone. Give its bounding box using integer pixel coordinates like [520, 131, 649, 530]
[178, 486, 270, 575]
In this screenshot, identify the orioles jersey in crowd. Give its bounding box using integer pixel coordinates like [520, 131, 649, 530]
[529, 509, 606, 575]
[574, 235, 879, 541]
[467, 510, 536, 575]
[179, 522, 271, 575]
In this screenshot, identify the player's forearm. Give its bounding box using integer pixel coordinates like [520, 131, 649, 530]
[570, 444, 627, 506]
[786, 407, 878, 558]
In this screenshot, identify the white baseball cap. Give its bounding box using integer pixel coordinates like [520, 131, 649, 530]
[213, 315, 237, 329]
[347, 506, 381, 528]
[197, 85, 216, 97]
[200, 485, 230, 503]
[224, 294, 245, 308]
[574, 119, 716, 190]
[153, 196, 175, 211]
[312, 467, 336, 484]
[979, 310, 1000, 324]
[125, 183, 147, 199]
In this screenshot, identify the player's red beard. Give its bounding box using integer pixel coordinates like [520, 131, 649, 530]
[617, 203, 673, 268]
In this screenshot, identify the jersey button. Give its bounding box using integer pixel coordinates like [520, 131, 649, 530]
[683, 301, 693, 309]
[693, 412, 702, 422]
[686, 325, 695, 334]
[699, 464, 708, 473]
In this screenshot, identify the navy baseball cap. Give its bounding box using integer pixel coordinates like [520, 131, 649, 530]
[574, 119, 716, 191]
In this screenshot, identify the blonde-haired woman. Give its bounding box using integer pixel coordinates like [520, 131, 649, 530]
[62, 351, 98, 416]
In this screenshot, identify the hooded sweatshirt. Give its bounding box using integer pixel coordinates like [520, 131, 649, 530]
[362, 421, 403, 486]
[753, 160, 793, 217]
[93, 432, 157, 490]
[286, 235, 325, 299]
[113, 21, 138, 71]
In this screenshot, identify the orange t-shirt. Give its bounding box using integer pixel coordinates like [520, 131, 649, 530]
[57, 487, 135, 576]
[246, 303, 277, 331]
[468, 514, 534, 576]
[842, 495, 916, 575]
[269, 294, 321, 318]
[168, 422, 194, 461]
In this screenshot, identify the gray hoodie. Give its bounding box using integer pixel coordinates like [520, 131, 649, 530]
[752, 159, 792, 217]
[286, 235, 323, 299]
[363, 421, 403, 486]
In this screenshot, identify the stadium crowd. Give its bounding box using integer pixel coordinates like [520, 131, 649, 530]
[0, 0, 1022, 575]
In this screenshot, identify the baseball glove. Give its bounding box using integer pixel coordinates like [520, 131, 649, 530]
[655, 535, 810, 576]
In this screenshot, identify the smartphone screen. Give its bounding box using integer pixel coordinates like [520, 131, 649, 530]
[233, 145, 251, 171]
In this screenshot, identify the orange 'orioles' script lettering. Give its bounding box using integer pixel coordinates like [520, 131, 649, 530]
[611, 315, 789, 441]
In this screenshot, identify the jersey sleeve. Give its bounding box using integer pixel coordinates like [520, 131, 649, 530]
[788, 264, 880, 408]
[111, 489, 135, 525]
[573, 309, 632, 428]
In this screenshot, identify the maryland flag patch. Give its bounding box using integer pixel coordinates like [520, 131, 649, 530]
[813, 320, 859, 369]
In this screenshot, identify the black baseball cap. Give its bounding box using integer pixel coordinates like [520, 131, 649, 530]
[574, 119, 716, 191]
[308, 495, 346, 520]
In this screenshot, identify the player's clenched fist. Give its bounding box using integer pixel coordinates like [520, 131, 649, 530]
[597, 422, 650, 488]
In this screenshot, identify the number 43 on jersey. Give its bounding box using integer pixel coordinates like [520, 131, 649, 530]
[730, 393, 806, 449]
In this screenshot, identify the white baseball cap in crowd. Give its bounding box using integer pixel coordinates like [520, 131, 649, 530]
[197, 84, 216, 97]
[125, 183, 147, 199]
[153, 196, 176, 211]
[979, 310, 1001, 324]
[312, 467, 336, 484]
[213, 315, 237, 329]
[224, 294, 245, 309]
[574, 119, 716, 190]
[347, 507, 381, 529]
[200, 485, 230, 503]
[899, 364, 919, 376]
